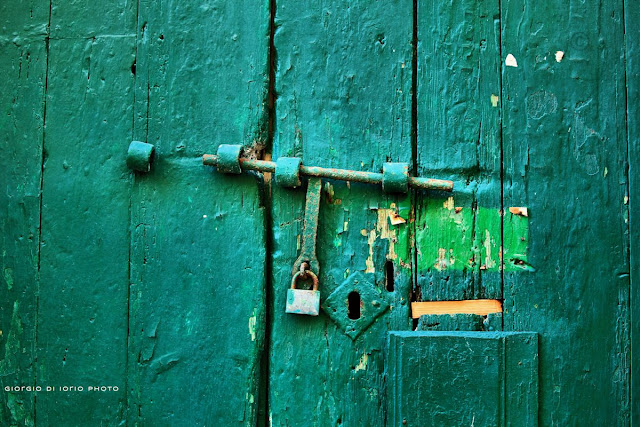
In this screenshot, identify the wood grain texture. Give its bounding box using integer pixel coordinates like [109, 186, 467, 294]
[415, 0, 502, 302]
[269, 0, 413, 424]
[501, 0, 630, 423]
[36, 36, 135, 425]
[0, 40, 47, 426]
[128, 1, 270, 424]
[624, 0, 639, 423]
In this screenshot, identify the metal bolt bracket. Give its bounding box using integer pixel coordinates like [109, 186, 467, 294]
[203, 146, 453, 192]
[382, 162, 409, 193]
[216, 144, 243, 174]
[275, 157, 302, 188]
[127, 141, 155, 172]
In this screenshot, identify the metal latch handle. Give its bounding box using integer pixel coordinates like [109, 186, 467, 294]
[292, 177, 322, 276]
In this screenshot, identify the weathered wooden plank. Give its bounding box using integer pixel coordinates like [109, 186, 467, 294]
[129, 165, 266, 425]
[387, 331, 538, 426]
[270, 0, 413, 424]
[0, 40, 47, 427]
[624, 0, 639, 423]
[501, 0, 630, 423]
[36, 36, 135, 425]
[50, 0, 136, 38]
[128, 1, 270, 424]
[415, 0, 502, 301]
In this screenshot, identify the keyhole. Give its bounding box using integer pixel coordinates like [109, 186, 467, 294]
[385, 260, 394, 292]
[347, 291, 361, 319]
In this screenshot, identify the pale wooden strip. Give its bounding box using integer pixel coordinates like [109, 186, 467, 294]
[411, 299, 503, 318]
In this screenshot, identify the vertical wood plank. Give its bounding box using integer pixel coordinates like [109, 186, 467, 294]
[36, 36, 135, 425]
[624, 0, 639, 423]
[501, 0, 630, 423]
[0, 38, 47, 427]
[128, 1, 270, 424]
[270, 1, 413, 424]
[415, 0, 502, 302]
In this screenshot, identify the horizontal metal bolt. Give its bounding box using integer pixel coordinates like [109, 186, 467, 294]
[202, 154, 453, 192]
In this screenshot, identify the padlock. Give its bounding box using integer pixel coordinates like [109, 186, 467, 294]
[286, 270, 320, 316]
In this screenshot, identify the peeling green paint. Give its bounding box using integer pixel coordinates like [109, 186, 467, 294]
[390, 196, 531, 273]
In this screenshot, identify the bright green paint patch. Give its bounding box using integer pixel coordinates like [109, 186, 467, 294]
[394, 197, 530, 272]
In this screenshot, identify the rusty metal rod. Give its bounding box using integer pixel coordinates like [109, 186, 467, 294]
[202, 154, 453, 192]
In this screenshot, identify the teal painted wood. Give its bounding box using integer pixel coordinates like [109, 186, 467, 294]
[416, 313, 488, 331]
[624, 0, 639, 424]
[36, 36, 135, 425]
[501, 0, 630, 424]
[269, 0, 413, 424]
[0, 39, 47, 426]
[387, 331, 538, 426]
[128, 165, 267, 425]
[49, 0, 136, 38]
[128, 1, 270, 424]
[133, 0, 271, 157]
[0, 0, 48, 37]
[415, 0, 502, 301]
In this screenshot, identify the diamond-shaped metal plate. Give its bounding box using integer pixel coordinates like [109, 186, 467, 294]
[322, 272, 389, 340]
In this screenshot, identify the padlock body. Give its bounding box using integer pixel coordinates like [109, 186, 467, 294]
[286, 289, 320, 316]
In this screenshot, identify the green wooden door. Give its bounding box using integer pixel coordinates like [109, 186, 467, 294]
[1, 0, 637, 426]
[1, 0, 271, 425]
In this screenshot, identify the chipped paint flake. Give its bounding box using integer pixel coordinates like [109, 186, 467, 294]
[483, 230, 497, 270]
[491, 94, 499, 107]
[505, 54, 518, 67]
[509, 207, 528, 217]
[555, 51, 564, 62]
[354, 353, 369, 372]
[4, 267, 14, 290]
[389, 212, 406, 225]
[443, 197, 454, 210]
[248, 310, 257, 341]
[365, 229, 377, 273]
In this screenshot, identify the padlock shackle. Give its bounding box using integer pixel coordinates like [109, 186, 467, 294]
[290, 270, 319, 291]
